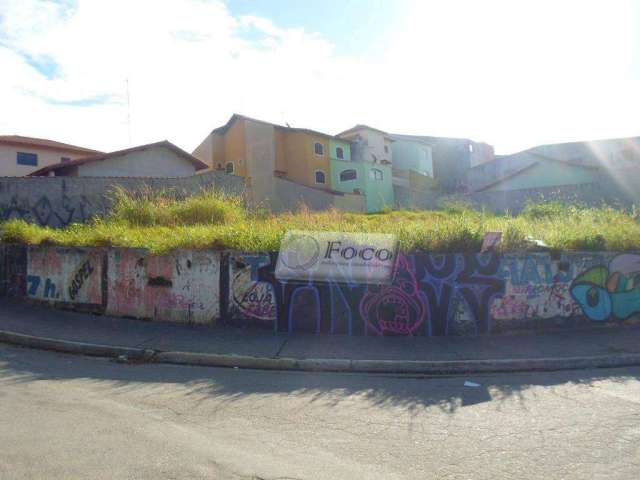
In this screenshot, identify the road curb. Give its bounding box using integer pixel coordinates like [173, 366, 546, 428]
[0, 330, 153, 361]
[3, 328, 640, 374]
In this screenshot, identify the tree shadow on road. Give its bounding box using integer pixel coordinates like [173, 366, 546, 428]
[1, 344, 639, 416]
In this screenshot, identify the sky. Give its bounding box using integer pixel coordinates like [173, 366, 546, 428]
[0, 0, 639, 154]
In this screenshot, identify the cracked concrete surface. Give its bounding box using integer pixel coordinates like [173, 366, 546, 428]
[0, 344, 639, 479]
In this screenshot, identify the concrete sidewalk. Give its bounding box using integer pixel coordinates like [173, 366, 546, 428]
[2, 298, 640, 374]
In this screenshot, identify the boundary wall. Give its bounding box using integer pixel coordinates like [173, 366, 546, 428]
[0, 171, 244, 228]
[2, 244, 638, 335]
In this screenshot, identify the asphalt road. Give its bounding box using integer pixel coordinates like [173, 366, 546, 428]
[0, 344, 639, 479]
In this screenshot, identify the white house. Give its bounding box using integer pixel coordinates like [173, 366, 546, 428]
[0, 135, 100, 177]
[338, 124, 393, 165]
[29, 141, 208, 178]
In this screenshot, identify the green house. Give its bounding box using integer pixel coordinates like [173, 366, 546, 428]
[478, 155, 599, 192]
[329, 144, 394, 213]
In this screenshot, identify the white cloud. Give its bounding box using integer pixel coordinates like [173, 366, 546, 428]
[0, 0, 638, 154]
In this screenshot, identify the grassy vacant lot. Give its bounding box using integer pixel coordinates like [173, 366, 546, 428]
[1, 189, 639, 254]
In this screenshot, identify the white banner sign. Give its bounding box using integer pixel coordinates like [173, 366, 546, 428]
[275, 230, 398, 284]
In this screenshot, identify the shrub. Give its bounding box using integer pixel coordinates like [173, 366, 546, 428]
[2, 198, 639, 254]
[108, 187, 246, 227]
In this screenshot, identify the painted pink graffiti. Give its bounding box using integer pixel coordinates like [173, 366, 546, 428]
[232, 270, 277, 321]
[156, 293, 205, 311]
[491, 282, 581, 320]
[359, 255, 428, 336]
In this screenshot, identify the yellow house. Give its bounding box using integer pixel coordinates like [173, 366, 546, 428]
[193, 114, 342, 191]
[278, 130, 332, 188]
[193, 115, 248, 178]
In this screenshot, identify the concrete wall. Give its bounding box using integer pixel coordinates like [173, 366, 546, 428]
[106, 248, 220, 324]
[0, 144, 89, 177]
[467, 182, 613, 213]
[391, 139, 433, 177]
[188, 249, 640, 334]
[393, 184, 440, 210]
[266, 176, 365, 213]
[4, 244, 640, 335]
[27, 247, 104, 306]
[0, 244, 5, 297]
[0, 170, 245, 227]
[244, 120, 277, 206]
[77, 145, 197, 178]
[431, 138, 472, 192]
[4, 246, 220, 324]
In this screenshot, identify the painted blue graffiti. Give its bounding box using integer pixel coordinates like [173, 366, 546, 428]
[26, 275, 60, 299]
[571, 254, 640, 321]
[231, 252, 506, 336]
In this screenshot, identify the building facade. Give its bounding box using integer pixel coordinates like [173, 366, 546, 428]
[193, 115, 370, 212]
[390, 136, 434, 178]
[0, 135, 100, 177]
[391, 134, 494, 193]
[194, 114, 353, 191]
[336, 125, 395, 212]
[469, 136, 640, 193]
[29, 141, 208, 178]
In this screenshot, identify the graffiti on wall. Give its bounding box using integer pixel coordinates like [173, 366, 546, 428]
[106, 249, 220, 324]
[16, 245, 640, 333]
[27, 248, 101, 304]
[27, 275, 60, 299]
[360, 255, 427, 335]
[227, 252, 506, 336]
[230, 255, 277, 322]
[1, 193, 95, 227]
[571, 254, 640, 321]
[490, 254, 606, 321]
[415, 253, 505, 335]
[68, 259, 95, 300]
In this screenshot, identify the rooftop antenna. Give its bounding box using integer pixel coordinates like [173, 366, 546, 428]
[280, 109, 291, 128]
[125, 77, 132, 146]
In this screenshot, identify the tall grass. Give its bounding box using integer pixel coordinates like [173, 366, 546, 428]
[2, 189, 639, 254]
[107, 186, 246, 227]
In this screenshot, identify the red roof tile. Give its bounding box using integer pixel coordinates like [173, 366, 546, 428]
[0, 135, 101, 154]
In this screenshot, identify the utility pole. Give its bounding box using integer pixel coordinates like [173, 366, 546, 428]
[126, 77, 132, 146]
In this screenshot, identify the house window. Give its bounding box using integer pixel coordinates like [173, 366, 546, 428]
[61, 157, 71, 163]
[340, 169, 357, 182]
[336, 147, 344, 159]
[315, 170, 326, 184]
[369, 168, 383, 181]
[384, 145, 389, 154]
[17, 152, 38, 166]
[225, 162, 235, 174]
[314, 142, 324, 156]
